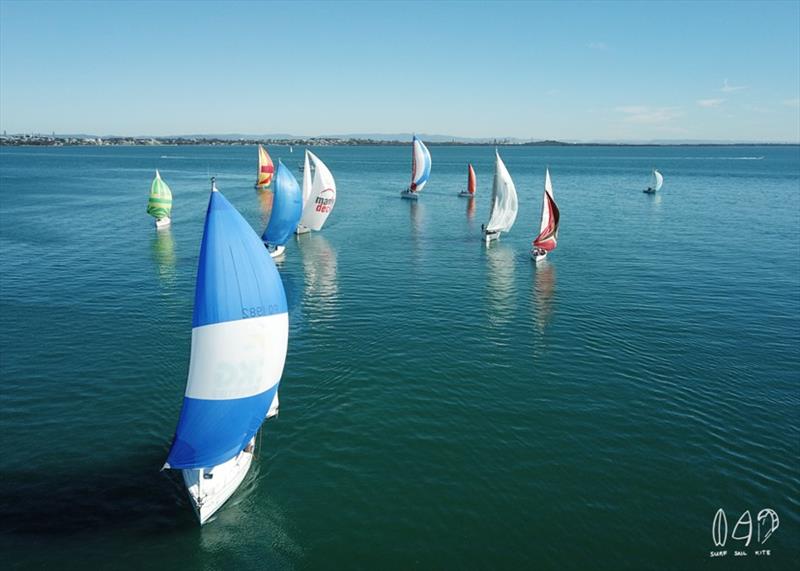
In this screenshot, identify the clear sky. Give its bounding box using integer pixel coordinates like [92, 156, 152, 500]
[1, 0, 799, 141]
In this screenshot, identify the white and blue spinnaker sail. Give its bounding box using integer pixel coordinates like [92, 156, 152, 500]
[164, 180, 288, 470]
[409, 136, 432, 192]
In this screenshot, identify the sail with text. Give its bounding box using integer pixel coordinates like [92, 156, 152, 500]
[298, 151, 336, 231]
[164, 179, 288, 470]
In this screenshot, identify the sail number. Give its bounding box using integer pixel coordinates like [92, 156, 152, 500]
[241, 304, 280, 318]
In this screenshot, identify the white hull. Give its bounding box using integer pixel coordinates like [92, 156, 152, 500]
[265, 244, 286, 258]
[531, 250, 548, 263]
[182, 437, 255, 525]
[458, 191, 474, 198]
[483, 230, 500, 245]
[400, 189, 419, 200]
[295, 224, 311, 235]
[155, 217, 171, 229]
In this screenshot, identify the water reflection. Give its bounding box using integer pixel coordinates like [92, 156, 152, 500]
[466, 197, 476, 220]
[150, 228, 176, 287]
[485, 244, 516, 326]
[299, 234, 339, 325]
[409, 200, 425, 262]
[532, 261, 556, 333]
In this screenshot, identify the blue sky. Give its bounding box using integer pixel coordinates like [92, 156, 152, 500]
[1, 0, 798, 141]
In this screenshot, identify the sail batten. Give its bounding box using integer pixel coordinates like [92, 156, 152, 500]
[166, 185, 288, 470]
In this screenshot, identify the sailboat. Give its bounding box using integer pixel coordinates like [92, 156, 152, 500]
[163, 177, 288, 525]
[482, 151, 518, 244]
[254, 145, 275, 190]
[262, 160, 303, 258]
[296, 150, 337, 235]
[643, 169, 663, 194]
[147, 170, 173, 228]
[531, 168, 560, 262]
[295, 151, 313, 234]
[401, 136, 431, 199]
[459, 163, 476, 197]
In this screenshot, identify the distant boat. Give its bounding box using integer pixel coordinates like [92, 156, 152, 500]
[289, 146, 294, 153]
[296, 150, 336, 234]
[400, 136, 431, 199]
[458, 163, 477, 197]
[262, 160, 302, 258]
[482, 151, 518, 244]
[163, 177, 288, 525]
[254, 145, 275, 190]
[530, 168, 560, 263]
[643, 169, 663, 193]
[147, 170, 172, 228]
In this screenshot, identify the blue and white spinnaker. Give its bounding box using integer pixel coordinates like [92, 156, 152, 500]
[164, 178, 288, 524]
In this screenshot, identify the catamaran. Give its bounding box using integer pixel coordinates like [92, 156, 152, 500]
[262, 160, 302, 258]
[531, 168, 560, 263]
[296, 150, 336, 235]
[255, 145, 275, 190]
[147, 170, 173, 228]
[163, 177, 288, 525]
[401, 136, 431, 199]
[643, 169, 663, 193]
[482, 151, 518, 244]
[459, 164, 477, 197]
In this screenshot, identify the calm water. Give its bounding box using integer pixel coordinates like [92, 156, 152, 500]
[1, 144, 798, 569]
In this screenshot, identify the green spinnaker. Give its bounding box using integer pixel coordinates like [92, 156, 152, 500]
[147, 171, 173, 220]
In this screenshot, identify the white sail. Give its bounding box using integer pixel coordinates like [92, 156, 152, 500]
[485, 151, 518, 233]
[301, 151, 312, 208]
[540, 168, 554, 234]
[298, 151, 336, 231]
[653, 169, 664, 191]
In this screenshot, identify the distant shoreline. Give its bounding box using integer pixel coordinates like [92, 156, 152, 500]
[1, 135, 797, 148]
